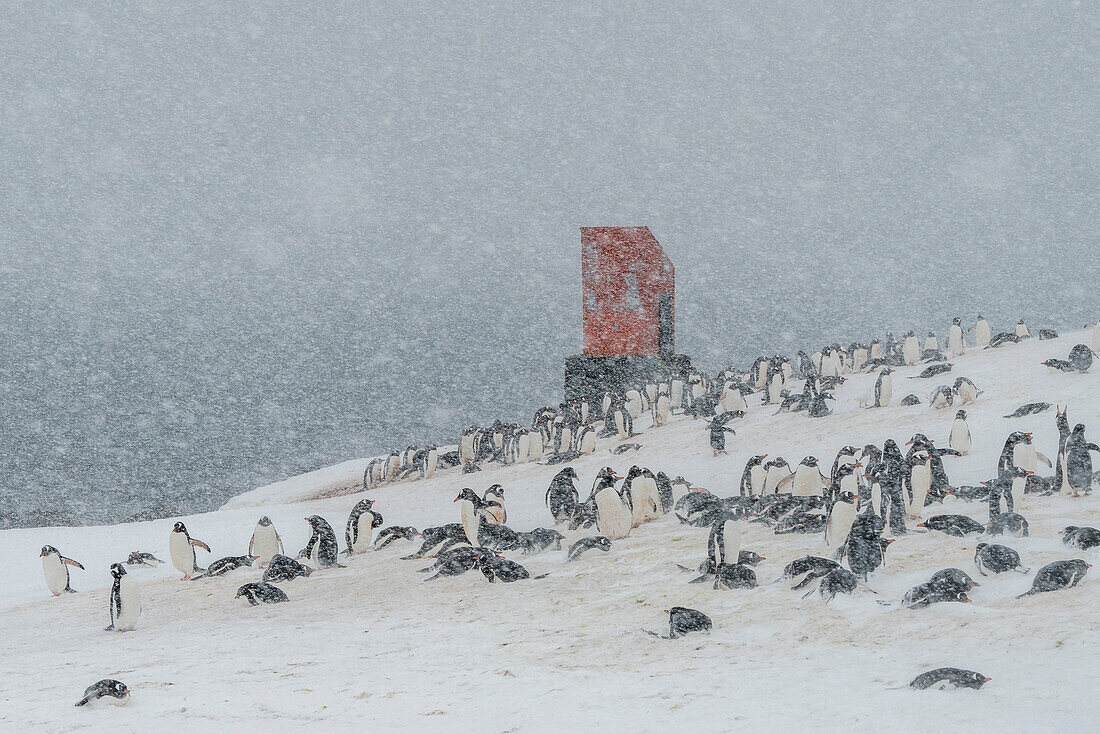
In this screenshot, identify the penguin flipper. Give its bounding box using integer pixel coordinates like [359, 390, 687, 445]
[191, 539, 211, 552]
[675, 564, 696, 573]
[532, 573, 549, 580]
[61, 557, 85, 570]
[688, 575, 710, 584]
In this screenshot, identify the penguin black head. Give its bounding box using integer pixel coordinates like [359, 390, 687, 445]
[562, 467, 578, 479]
[40, 545, 59, 557]
[173, 521, 187, 534]
[953, 317, 961, 325]
[454, 488, 481, 504]
[801, 456, 819, 467]
[597, 467, 619, 481]
[955, 410, 967, 420]
[485, 484, 505, 498]
[838, 490, 856, 503]
[110, 563, 127, 579]
[257, 516, 272, 526]
[109, 681, 129, 698]
[305, 515, 326, 528]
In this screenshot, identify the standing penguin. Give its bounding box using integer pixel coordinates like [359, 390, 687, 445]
[455, 488, 489, 547]
[781, 456, 828, 498]
[902, 331, 920, 366]
[344, 499, 383, 555]
[844, 510, 892, 580]
[630, 468, 661, 526]
[1053, 406, 1072, 495]
[248, 516, 284, 567]
[653, 390, 671, 426]
[707, 416, 736, 456]
[825, 491, 858, 552]
[1064, 424, 1100, 495]
[871, 369, 894, 408]
[739, 455, 769, 497]
[40, 546, 84, 596]
[1015, 319, 1031, 338]
[590, 467, 632, 540]
[545, 467, 580, 523]
[482, 485, 507, 525]
[953, 377, 981, 405]
[763, 457, 793, 494]
[169, 521, 210, 580]
[299, 516, 344, 568]
[105, 563, 141, 632]
[972, 315, 991, 347]
[707, 512, 742, 568]
[948, 317, 965, 357]
[949, 410, 972, 455]
[905, 450, 933, 519]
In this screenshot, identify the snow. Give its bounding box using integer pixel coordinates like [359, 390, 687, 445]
[2, 329, 1098, 732]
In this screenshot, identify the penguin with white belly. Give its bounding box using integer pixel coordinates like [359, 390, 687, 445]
[779, 456, 828, 497]
[952, 377, 980, 405]
[825, 491, 858, 552]
[345, 499, 383, 555]
[871, 369, 893, 408]
[948, 317, 965, 357]
[670, 476, 693, 505]
[590, 467, 632, 540]
[763, 457, 793, 494]
[454, 488, 489, 547]
[629, 467, 661, 526]
[949, 410, 972, 455]
[105, 563, 141, 632]
[740, 455, 768, 496]
[169, 521, 210, 580]
[972, 315, 991, 347]
[708, 512, 741, 568]
[299, 516, 344, 568]
[653, 390, 671, 426]
[248, 516, 284, 567]
[1015, 319, 1031, 338]
[905, 451, 933, 519]
[40, 546, 84, 596]
[924, 332, 939, 353]
[902, 331, 920, 366]
[483, 485, 507, 525]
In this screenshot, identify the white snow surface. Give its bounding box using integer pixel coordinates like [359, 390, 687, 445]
[2, 329, 1098, 732]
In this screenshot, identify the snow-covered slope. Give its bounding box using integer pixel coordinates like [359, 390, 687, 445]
[2, 329, 1098, 732]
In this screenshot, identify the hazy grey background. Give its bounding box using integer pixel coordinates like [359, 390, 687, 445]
[2, 3, 1097, 527]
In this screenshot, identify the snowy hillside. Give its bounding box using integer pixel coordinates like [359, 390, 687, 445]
[2, 329, 1098, 732]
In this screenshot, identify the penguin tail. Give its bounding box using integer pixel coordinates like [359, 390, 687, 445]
[65, 586, 77, 594]
[1015, 589, 1035, 599]
[801, 586, 818, 600]
[688, 575, 709, 584]
[1016, 567, 1032, 574]
[75, 695, 94, 707]
[532, 573, 550, 580]
[104, 624, 115, 632]
[424, 573, 442, 582]
[643, 629, 669, 639]
[675, 564, 695, 573]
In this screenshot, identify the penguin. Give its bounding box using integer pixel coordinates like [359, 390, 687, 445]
[344, 499, 382, 555]
[577, 424, 597, 454]
[707, 513, 741, 569]
[235, 582, 289, 605]
[516, 528, 565, 554]
[974, 543, 1028, 575]
[631, 468, 661, 525]
[647, 607, 712, 639]
[909, 363, 953, 379]
[1015, 319, 1031, 338]
[75, 679, 130, 707]
[423, 547, 497, 582]
[844, 511, 892, 580]
[802, 567, 860, 602]
[902, 331, 920, 366]
[653, 390, 671, 426]
[590, 467, 632, 540]
[713, 563, 758, 590]
[871, 368, 893, 408]
[949, 410, 971, 455]
[909, 668, 989, 691]
[1016, 560, 1090, 597]
[1062, 526, 1100, 550]
[827, 460, 860, 508]
[670, 475, 693, 504]
[1011, 432, 1050, 474]
[482, 485, 507, 525]
[105, 562, 141, 632]
[1003, 402, 1052, 418]
[905, 451, 933, 519]
[929, 385, 954, 409]
[984, 466, 1030, 517]
[475, 554, 547, 583]
[545, 467, 580, 523]
[825, 490, 858, 551]
[190, 555, 256, 579]
[248, 516, 284, 567]
[952, 377, 981, 405]
[655, 471, 675, 513]
[929, 568, 980, 595]
[566, 535, 612, 562]
[900, 582, 971, 608]
[455, 488, 489, 547]
[262, 554, 314, 583]
[299, 516, 344, 568]
[613, 405, 633, 441]
[1064, 423, 1100, 495]
[779, 456, 828, 497]
[169, 521, 210, 580]
[969, 315, 991, 348]
[916, 514, 985, 537]
[125, 552, 163, 567]
[372, 526, 420, 550]
[924, 331, 939, 353]
[739, 455, 768, 497]
[948, 317, 965, 357]
[987, 512, 1029, 537]
[762, 457, 793, 494]
[40, 546, 84, 596]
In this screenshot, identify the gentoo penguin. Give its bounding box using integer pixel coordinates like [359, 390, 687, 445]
[739, 454, 768, 496]
[929, 385, 954, 409]
[262, 554, 313, 583]
[828, 462, 861, 509]
[577, 424, 597, 454]
[952, 377, 980, 405]
[345, 499, 383, 555]
[566, 535, 612, 562]
[299, 516, 344, 568]
[902, 331, 920, 366]
[949, 410, 971, 455]
[169, 521, 210, 580]
[40, 546, 84, 596]
[1016, 560, 1090, 597]
[825, 490, 857, 551]
[455, 488, 489, 546]
[971, 315, 991, 347]
[184, 556, 253, 581]
[1015, 319, 1031, 338]
[125, 552, 163, 567]
[653, 390, 671, 426]
[590, 467, 632, 540]
[1012, 432, 1050, 474]
[763, 457, 793, 494]
[482, 485, 507, 525]
[871, 368, 893, 408]
[915, 514, 984, 537]
[105, 563, 141, 632]
[1064, 424, 1100, 495]
[905, 451, 933, 519]
[612, 405, 633, 441]
[974, 543, 1028, 575]
[947, 317, 965, 357]
[844, 511, 891, 580]
[630, 468, 661, 526]
[780, 456, 828, 497]
[1062, 526, 1100, 550]
[545, 467, 580, 523]
[372, 526, 420, 550]
[707, 513, 741, 569]
[924, 331, 939, 353]
[248, 516, 284, 567]
[75, 679, 130, 707]
[648, 607, 712, 639]
[670, 476, 693, 505]
[909, 668, 989, 690]
[984, 464, 1027, 516]
[235, 582, 289, 605]
[516, 528, 565, 554]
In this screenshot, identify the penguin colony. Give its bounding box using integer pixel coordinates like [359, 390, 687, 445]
[37, 316, 1100, 706]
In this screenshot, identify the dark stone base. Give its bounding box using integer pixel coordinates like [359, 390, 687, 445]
[564, 353, 693, 404]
